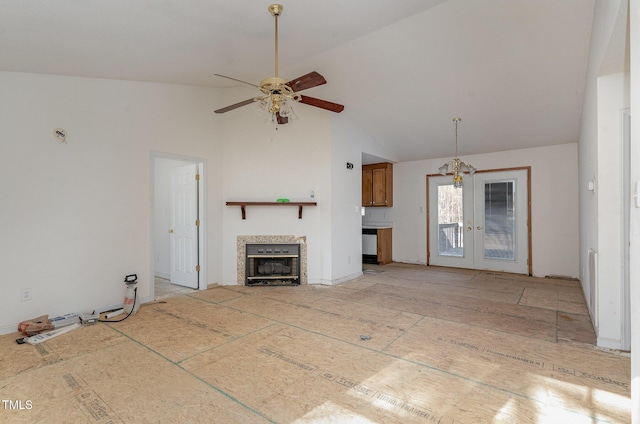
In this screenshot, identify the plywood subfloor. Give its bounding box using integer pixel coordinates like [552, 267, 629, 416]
[0, 264, 630, 423]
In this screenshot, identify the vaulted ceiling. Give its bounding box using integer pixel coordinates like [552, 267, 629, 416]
[1, 0, 595, 162]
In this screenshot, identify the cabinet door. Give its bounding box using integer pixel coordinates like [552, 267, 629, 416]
[362, 169, 373, 206]
[362, 162, 393, 207]
[377, 228, 392, 264]
[372, 168, 387, 206]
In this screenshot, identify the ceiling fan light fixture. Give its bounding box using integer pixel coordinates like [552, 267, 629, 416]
[255, 76, 302, 118]
[278, 99, 297, 119]
[254, 95, 298, 125]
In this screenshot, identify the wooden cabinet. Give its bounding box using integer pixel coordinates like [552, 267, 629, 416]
[362, 162, 393, 207]
[362, 227, 392, 265]
[376, 228, 393, 264]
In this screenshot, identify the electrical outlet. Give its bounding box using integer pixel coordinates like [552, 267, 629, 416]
[20, 289, 32, 302]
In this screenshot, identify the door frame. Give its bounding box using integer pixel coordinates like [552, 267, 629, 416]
[426, 166, 532, 276]
[150, 151, 207, 298]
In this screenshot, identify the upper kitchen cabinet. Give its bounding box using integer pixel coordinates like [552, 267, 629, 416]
[362, 162, 393, 207]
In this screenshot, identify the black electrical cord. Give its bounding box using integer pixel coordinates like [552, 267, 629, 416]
[99, 287, 137, 323]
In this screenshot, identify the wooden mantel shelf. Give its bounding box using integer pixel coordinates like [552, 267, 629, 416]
[226, 201, 317, 220]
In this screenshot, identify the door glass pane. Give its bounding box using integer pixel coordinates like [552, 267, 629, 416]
[437, 184, 464, 257]
[484, 181, 515, 260]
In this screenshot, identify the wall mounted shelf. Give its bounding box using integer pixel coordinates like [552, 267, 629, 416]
[226, 202, 317, 220]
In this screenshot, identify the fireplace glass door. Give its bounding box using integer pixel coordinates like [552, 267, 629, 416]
[246, 243, 300, 286]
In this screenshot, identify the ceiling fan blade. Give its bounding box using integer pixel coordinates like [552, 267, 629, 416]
[276, 113, 288, 125]
[214, 98, 256, 114]
[214, 74, 259, 88]
[299, 96, 344, 113]
[287, 71, 327, 92]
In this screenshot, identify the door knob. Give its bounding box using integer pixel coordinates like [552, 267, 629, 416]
[477, 226, 483, 230]
[467, 226, 472, 231]
[169, 229, 174, 234]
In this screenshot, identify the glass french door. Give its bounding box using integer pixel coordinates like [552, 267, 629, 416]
[428, 169, 529, 274]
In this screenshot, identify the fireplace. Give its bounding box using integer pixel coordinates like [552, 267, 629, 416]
[245, 243, 300, 286]
[236, 235, 307, 286]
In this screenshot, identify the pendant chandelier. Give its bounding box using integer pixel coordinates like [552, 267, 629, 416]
[438, 117, 476, 187]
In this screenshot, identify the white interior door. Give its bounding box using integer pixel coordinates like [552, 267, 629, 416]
[428, 169, 529, 274]
[170, 163, 199, 288]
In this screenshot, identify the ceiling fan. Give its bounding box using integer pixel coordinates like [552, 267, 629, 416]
[214, 4, 344, 125]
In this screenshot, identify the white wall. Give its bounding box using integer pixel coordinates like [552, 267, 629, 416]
[0, 71, 390, 334]
[218, 88, 333, 285]
[329, 116, 388, 283]
[383, 143, 579, 278]
[596, 72, 630, 348]
[578, 0, 630, 350]
[629, 0, 639, 419]
[0, 72, 222, 334]
[215, 85, 393, 286]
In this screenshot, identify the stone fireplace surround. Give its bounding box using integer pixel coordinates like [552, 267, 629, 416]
[236, 235, 308, 285]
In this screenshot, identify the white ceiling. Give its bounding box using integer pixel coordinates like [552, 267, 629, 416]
[1, 0, 596, 162]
